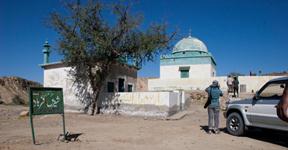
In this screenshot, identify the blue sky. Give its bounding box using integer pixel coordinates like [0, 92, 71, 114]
[1, 0, 288, 83]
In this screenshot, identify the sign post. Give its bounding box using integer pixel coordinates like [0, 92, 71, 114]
[29, 87, 65, 144]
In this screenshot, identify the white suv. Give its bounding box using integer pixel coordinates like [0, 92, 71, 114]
[225, 77, 288, 136]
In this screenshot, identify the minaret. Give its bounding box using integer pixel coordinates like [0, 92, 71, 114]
[43, 41, 51, 64]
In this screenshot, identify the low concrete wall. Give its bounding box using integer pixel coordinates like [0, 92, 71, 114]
[99, 92, 182, 117]
[148, 76, 285, 93]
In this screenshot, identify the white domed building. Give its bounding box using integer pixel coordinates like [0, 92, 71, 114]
[149, 34, 283, 92]
[160, 35, 216, 79]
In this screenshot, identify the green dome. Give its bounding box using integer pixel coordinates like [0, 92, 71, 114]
[173, 36, 208, 53]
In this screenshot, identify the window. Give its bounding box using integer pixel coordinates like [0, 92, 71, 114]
[259, 83, 285, 99]
[180, 70, 189, 78]
[128, 84, 133, 92]
[179, 66, 190, 78]
[107, 82, 114, 93]
[118, 78, 125, 92]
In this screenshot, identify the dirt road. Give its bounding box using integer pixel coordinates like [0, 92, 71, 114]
[0, 104, 287, 150]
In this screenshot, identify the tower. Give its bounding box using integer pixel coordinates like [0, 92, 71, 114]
[43, 41, 51, 64]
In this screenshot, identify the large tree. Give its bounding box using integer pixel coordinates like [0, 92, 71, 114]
[49, 0, 175, 115]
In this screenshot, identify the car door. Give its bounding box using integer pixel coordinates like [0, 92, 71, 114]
[249, 81, 288, 130]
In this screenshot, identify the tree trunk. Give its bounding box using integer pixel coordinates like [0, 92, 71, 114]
[90, 90, 100, 115]
[89, 63, 110, 116]
[90, 102, 97, 116]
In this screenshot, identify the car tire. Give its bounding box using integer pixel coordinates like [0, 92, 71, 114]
[226, 112, 245, 136]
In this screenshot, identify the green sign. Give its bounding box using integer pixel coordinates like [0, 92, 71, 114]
[30, 87, 64, 115]
[29, 87, 66, 144]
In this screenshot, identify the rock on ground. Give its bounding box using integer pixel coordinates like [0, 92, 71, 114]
[19, 111, 29, 117]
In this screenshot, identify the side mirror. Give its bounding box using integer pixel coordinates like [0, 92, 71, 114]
[253, 91, 260, 100]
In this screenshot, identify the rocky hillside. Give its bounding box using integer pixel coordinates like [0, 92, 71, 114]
[187, 90, 229, 110]
[0, 76, 42, 105]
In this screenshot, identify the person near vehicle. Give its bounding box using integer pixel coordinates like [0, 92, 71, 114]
[232, 76, 239, 97]
[205, 80, 223, 134]
[226, 75, 233, 93]
[276, 83, 288, 122]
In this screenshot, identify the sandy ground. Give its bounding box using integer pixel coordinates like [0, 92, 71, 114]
[0, 104, 287, 150]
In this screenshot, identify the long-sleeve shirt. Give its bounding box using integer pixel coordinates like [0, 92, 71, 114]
[206, 86, 223, 108]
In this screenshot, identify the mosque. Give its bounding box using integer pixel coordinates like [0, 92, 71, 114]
[41, 33, 284, 95]
[160, 35, 216, 79]
[148, 34, 283, 93]
[40, 32, 285, 116]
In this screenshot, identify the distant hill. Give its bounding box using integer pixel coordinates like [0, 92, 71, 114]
[0, 76, 42, 105]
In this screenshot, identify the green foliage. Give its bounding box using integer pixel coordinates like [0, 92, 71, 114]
[49, 0, 175, 115]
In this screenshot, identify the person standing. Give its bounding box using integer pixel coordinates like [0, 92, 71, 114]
[276, 83, 288, 122]
[232, 76, 239, 97]
[226, 75, 233, 93]
[205, 80, 223, 134]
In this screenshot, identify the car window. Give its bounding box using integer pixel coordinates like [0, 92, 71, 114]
[259, 83, 285, 99]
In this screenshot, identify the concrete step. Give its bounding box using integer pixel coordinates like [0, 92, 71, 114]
[166, 110, 188, 120]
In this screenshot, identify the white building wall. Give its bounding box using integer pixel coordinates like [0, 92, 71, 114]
[44, 67, 82, 108]
[43, 63, 138, 110]
[149, 76, 285, 93]
[43, 67, 185, 116]
[43, 67, 184, 116]
[160, 64, 215, 79]
[211, 65, 216, 77]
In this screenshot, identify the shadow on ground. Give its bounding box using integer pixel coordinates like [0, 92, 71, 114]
[57, 132, 83, 142]
[200, 125, 287, 147]
[245, 128, 288, 147]
[200, 125, 226, 134]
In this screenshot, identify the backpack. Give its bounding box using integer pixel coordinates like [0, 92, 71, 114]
[204, 88, 212, 109]
[210, 88, 220, 99]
